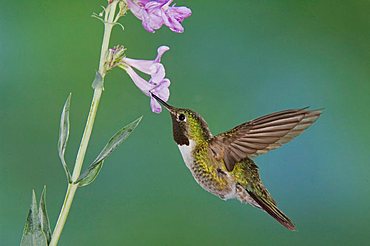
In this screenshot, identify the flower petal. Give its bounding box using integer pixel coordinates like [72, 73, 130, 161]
[156, 86, 170, 102]
[149, 63, 165, 84]
[138, 0, 151, 5]
[152, 78, 170, 100]
[128, 0, 191, 33]
[163, 6, 192, 33]
[126, 0, 145, 20]
[155, 46, 170, 62]
[151, 81, 170, 106]
[127, 0, 165, 32]
[150, 95, 163, 113]
[150, 78, 171, 113]
[122, 46, 169, 75]
[171, 6, 192, 19]
[123, 65, 170, 113]
[163, 14, 184, 33]
[125, 66, 153, 96]
[142, 8, 163, 32]
[123, 58, 154, 75]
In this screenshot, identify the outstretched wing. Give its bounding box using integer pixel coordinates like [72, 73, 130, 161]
[209, 108, 321, 171]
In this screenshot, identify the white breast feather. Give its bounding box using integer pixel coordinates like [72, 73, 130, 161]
[178, 140, 196, 169]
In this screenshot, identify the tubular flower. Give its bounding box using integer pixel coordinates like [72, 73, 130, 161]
[119, 46, 171, 113]
[127, 0, 192, 33]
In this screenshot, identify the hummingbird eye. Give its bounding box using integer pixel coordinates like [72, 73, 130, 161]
[178, 113, 186, 121]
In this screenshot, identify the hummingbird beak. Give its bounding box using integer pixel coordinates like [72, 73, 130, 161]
[151, 93, 176, 114]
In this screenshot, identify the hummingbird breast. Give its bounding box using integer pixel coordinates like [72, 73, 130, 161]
[178, 140, 236, 200]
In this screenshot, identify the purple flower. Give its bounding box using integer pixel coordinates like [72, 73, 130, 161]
[127, 0, 192, 33]
[120, 46, 171, 113]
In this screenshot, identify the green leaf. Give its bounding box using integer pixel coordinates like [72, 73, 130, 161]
[92, 71, 104, 90]
[20, 190, 47, 246]
[58, 93, 72, 183]
[76, 116, 142, 187]
[38, 186, 51, 244]
[91, 116, 142, 166]
[77, 161, 104, 187]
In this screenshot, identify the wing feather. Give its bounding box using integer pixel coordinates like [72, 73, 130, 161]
[210, 108, 321, 171]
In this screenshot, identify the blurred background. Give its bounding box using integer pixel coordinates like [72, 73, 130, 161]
[1, 0, 370, 245]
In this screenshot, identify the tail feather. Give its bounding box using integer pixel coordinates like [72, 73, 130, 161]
[247, 189, 296, 231]
[232, 158, 296, 231]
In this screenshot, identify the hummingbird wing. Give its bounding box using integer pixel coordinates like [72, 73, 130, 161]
[209, 108, 321, 171]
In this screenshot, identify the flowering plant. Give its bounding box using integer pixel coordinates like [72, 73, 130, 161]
[20, 1, 191, 245]
[127, 0, 191, 33]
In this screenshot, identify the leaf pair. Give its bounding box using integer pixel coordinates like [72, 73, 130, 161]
[20, 187, 51, 246]
[58, 93, 142, 187]
[76, 116, 142, 186]
[58, 94, 72, 183]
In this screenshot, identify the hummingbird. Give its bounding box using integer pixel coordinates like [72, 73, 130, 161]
[152, 94, 321, 231]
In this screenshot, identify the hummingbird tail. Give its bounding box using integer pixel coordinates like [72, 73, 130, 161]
[232, 158, 296, 230]
[246, 189, 296, 231]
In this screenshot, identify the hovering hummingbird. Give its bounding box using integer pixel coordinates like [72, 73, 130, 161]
[152, 94, 321, 231]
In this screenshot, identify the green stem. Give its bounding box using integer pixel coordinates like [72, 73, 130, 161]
[49, 2, 118, 245]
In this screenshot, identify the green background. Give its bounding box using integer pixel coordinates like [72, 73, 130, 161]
[1, 0, 370, 245]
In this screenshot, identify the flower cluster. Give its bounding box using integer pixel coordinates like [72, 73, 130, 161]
[119, 46, 171, 113]
[112, 0, 192, 113]
[127, 0, 192, 33]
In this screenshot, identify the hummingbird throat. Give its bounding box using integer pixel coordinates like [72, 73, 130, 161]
[171, 114, 190, 146]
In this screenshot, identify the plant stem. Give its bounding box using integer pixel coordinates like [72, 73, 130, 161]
[49, 2, 118, 245]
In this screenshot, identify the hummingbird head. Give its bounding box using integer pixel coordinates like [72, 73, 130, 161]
[152, 94, 212, 146]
